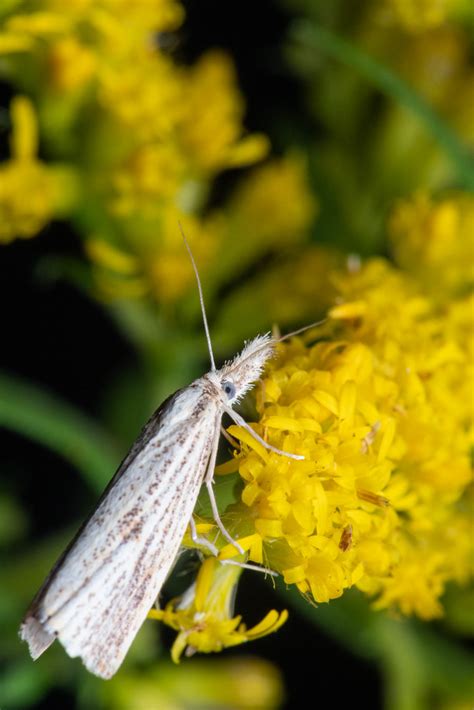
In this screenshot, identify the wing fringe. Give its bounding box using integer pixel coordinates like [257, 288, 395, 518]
[20, 616, 56, 660]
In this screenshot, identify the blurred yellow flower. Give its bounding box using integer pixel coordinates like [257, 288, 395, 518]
[98, 53, 185, 141]
[5, 11, 72, 37]
[0, 0, 276, 305]
[87, 208, 220, 302]
[0, 96, 74, 244]
[102, 657, 284, 710]
[149, 558, 287, 662]
[390, 24, 474, 145]
[47, 37, 97, 91]
[389, 191, 474, 295]
[0, 32, 34, 52]
[230, 154, 317, 244]
[206, 155, 318, 299]
[379, 0, 463, 31]
[360, 18, 474, 189]
[88, 153, 317, 306]
[179, 51, 270, 174]
[213, 245, 340, 349]
[111, 142, 186, 217]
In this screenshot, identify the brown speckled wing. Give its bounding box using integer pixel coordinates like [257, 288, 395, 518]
[20, 380, 220, 679]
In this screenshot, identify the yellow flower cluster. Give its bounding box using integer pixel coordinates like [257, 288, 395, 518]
[229, 155, 317, 245]
[0, 96, 74, 243]
[149, 558, 287, 662]
[389, 191, 474, 296]
[378, 0, 466, 32]
[153, 192, 471, 653]
[217, 195, 472, 620]
[213, 244, 339, 349]
[102, 656, 283, 710]
[0, 0, 278, 303]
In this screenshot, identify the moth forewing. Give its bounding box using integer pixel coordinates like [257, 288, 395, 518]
[20, 381, 220, 678]
[20, 335, 277, 679]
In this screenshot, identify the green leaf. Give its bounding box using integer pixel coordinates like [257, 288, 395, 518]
[290, 21, 474, 191]
[0, 372, 120, 492]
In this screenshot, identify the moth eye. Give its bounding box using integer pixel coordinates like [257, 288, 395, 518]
[222, 381, 236, 399]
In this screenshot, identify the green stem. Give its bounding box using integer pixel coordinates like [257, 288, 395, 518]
[291, 21, 474, 190]
[0, 372, 120, 492]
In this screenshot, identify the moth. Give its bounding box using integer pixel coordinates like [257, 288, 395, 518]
[20, 230, 304, 679]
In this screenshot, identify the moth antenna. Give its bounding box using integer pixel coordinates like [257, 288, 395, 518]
[275, 318, 327, 343]
[231, 318, 328, 374]
[179, 221, 216, 372]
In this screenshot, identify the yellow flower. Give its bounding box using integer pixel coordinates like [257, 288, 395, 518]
[229, 155, 318, 244]
[101, 657, 284, 710]
[213, 245, 341, 349]
[98, 0, 185, 34]
[389, 191, 474, 295]
[47, 37, 97, 91]
[4, 11, 73, 37]
[0, 96, 74, 244]
[0, 1, 276, 307]
[87, 208, 219, 302]
[203, 155, 318, 303]
[149, 558, 288, 662]
[96, 51, 184, 142]
[178, 51, 269, 174]
[378, 0, 462, 32]
[110, 142, 185, 217]
[218, 252, 472, 618]
[0, 32, 34, 53]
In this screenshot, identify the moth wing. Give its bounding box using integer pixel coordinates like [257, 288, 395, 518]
[21, 383, 220, 678]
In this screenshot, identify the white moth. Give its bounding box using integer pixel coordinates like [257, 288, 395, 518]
[20, 231, 304, 679]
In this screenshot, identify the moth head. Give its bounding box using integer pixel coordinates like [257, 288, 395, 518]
[216, 333, 275, 404]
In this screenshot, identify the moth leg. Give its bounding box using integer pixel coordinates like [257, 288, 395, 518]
[220, 424, 239, 448]
[206, 484, 244, 555]
[224, 407, 304, 461]
[188, 516, 219, 556]
[221, 559, 278, 576]
[205, 423, 245, 555]
[188, 518, 276, 575]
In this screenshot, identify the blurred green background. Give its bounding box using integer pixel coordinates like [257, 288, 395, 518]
[0, 0, 473, 708]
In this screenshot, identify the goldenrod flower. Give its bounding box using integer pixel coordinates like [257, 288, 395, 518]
[229, 155, 317, 244]
[213, 245, 340, 348]
[218, 247, 472, 619]
[110, 143, 186, 217]
[102, 657, 284, 710]
[206, 156, 318, 301]
[377, 0, 462, 32]
[47, 37, 97, 91]
[178, 51, 269, 174]
[87, 207, 220, 302]
[0, 1, 274, 303]
[389, 191, 474, 295]
[149, 558, 287, 662]
[98, 53, 185, 141]
[0, 96, 74, 244]
[0, 32, 34, 53]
